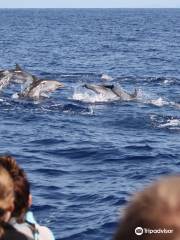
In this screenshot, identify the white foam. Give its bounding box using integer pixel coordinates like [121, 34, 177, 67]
[101, 74, 113, 81]
[163, 79, 173, 84]
[159, 119, 180, 128]
[11, 93, 19, 99]
[73, 90, 118, 103]
[149, 97, 169, 107]
[170, 102, 180, 109]
[149, 98, 180, 109]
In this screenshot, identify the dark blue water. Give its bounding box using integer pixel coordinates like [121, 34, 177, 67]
[0, 9, 180, 240]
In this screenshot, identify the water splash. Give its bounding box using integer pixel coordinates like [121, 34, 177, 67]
[150, 114, 180, 130]
[159, 119, 180, 129]
[101, 74, 113, 81]
[73, 89, 118, 103]
[148, 97, 169, 107]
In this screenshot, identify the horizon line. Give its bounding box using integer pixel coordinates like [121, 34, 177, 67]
[0, 7, 180, 9]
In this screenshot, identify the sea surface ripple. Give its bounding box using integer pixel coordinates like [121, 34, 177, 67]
[0, 9, 179, 240]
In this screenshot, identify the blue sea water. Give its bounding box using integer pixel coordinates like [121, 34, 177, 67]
[0, 8, 179, 240]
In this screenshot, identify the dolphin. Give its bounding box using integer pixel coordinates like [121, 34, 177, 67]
[0, 64, 35, 92]
[0, 64, 64, 100]
[20, 79, 64, 99]
[11, 64, 35, 92]
[10, 64, 64, 99]
[104, 84, 138, 100]
[0, 70, 13, 91]
[83, 84, 114, 95]
[83, 84, 138, 101]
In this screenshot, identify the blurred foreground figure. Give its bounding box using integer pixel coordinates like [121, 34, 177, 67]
[114, 176, 180, 240]
[0, 156, 55, 240]
[0, 165, 28, 239]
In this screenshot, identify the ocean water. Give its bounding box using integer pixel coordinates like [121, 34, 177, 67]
[0, 8, 179, 240]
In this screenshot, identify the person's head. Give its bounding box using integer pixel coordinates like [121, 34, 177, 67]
[0, 165, 14, 236]
[114, 176, 180, 240]
[0, 156, 30, 223]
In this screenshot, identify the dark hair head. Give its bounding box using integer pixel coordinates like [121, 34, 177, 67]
[0, 156, 30, 223]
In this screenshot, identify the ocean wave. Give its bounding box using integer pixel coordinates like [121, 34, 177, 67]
[1, 9, 180, 240]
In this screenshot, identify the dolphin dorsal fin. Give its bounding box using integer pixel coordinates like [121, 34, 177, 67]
[32, 75, 38, 82]
[15, 64, 22, 71]
[134, 88, 138, 96]
[131, 88, 138, 98]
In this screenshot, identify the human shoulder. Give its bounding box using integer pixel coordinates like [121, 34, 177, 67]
[25, 211, 55, 240]
[37, 225, 55, 240]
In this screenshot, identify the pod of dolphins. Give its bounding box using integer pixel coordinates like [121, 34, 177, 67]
[0, 64, 138, 101]
[0, 64, 64, 99]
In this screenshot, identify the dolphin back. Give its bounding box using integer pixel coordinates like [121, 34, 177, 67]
[110, 85, 138, 100]
[83, 84, 105, 94]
